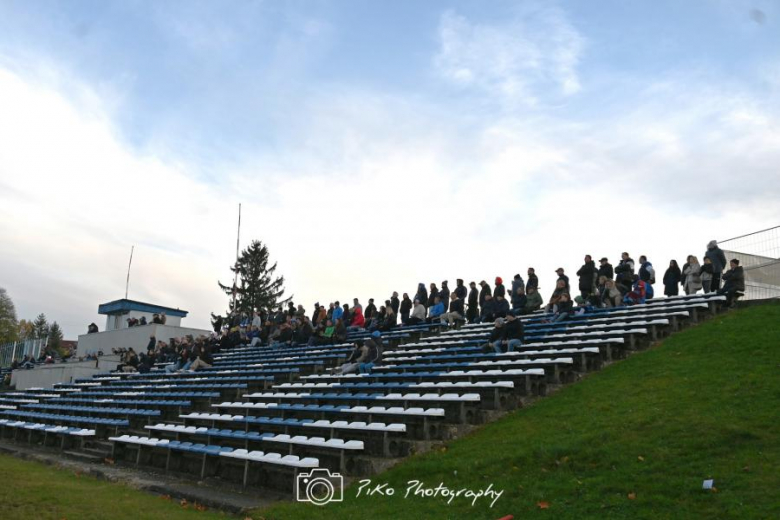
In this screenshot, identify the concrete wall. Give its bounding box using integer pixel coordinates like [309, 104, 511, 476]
[11, 357, 121, 390]
[77, 324, 213, 358]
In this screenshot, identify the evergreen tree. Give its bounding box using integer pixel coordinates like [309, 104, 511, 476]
[48, 321, 64, 350]
[32, 313, 49, 340]
[218, 240, 291, 314]
[0, 287, 18, 344]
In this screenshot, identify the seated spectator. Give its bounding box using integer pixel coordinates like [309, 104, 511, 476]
[337, 342, 366, 375]
[348, 306, 365, 331]
[139, 316, 148, 325]
[160, 312, 167, 325]
[552, 293, 574, 322]
[510, 286, 527, 315]
[126, 317, 139, 327]
[488, 318, 504, 353]
[546, 279, 567, 312]
[121, 348, 139, 372]
[87, 323, 99, 334]
[718, 259, 745, 306]
[152, 313, 163, 324]
[624, 276, 647, 306]
[312, 319, 335, 345]
[427, 297, 445, 322]
[272, 322, 294, 347]
[601, 279, 622, 308]
[524, 287, 543, 313]
[381, 307, 397, 331]
[295, 317, 313, 344]
[494, 294, 510, 319]
[188, 345, 213, 372]
[407, 299, 426, 326]
[439, 293, 465, 326]
[333, 318, 348, 343]
[359, 332, 384, 374]
[500, 313, 525, 352]
[479, 294, 496, 323]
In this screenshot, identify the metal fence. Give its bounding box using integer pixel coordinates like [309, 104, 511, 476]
[719, 225, 780, 301]
[0, 338, 48, 368]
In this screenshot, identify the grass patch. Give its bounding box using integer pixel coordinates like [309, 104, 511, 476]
[0, 453, 232, 520]
[257, 302, 780, 519]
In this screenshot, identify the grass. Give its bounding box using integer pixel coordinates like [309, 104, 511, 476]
[1, 303, 777, 519]
[0, 454, 233, 520]
[257, 302, 780, 520]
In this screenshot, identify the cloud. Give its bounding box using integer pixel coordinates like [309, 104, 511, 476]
[434, 5, 585, 105]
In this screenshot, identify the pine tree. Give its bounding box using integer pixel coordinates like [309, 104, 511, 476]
[218, 240, 291, 314]
[32, 313, 49, 340]
[0, 287, 18, 344]
[48, 322, 64, 350]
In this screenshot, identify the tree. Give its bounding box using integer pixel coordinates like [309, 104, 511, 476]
[218, 240, 291, 315]
[0, 287, 18, 345]
[32, 313, 49, 340]
[48, 321, 64, 351]
[18, 319, 34, 340]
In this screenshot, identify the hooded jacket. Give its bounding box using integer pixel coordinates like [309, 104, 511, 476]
[705, 241, 728, 273]
[577, 261, 597, 291]
[493, 277, 506, 298]
[416, 283, 429, 308]
[439, 282, 450, 312]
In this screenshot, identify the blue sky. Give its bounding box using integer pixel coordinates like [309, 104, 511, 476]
[1, 1, 778, 338]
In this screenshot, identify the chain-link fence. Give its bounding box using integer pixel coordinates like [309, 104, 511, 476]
[719, 225, 780, 301]
[0, 338, 48, 368]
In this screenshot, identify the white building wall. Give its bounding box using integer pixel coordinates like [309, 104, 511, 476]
[77, 324, 212, 357]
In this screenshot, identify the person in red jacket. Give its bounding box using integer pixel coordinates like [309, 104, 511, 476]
[348, 306, 365, 331]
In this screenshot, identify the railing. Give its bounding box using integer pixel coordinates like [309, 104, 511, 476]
[719, 225, 780, 301]
[0, 338, 48, 368]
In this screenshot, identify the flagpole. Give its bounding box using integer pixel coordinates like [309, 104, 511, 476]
[232, 204, 241, 310]
[125, 245, 134, 299]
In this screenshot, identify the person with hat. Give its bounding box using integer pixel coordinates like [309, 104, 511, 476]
[546, 279, 568, 313]
[494, 277, 506, 299]
[598, 257, 614, 280]
[454, 279, 467, 300]
[705, 240, 728, 291]
[359, 331, 384, 374]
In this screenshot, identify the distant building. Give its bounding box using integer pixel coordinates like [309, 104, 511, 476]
[98, 299, 188, 331]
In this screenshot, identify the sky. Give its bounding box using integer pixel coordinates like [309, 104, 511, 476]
[1, 0, 779, 339]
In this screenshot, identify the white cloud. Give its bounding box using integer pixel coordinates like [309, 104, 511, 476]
[434, 5, 585, 105]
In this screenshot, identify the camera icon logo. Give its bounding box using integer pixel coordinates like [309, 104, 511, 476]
[296, 468, 344, 506]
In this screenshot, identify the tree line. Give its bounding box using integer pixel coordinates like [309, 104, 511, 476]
[0, 287, 64, 350]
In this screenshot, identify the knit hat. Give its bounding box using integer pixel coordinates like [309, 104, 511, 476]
[708, 240, 717, 249]
[371, 331, 381, 338]
[495, 276, 503, 285]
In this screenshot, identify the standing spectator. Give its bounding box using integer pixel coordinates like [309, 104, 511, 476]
[160, 312, 167, 325]
[478, 280, 492, 309]
[454, 279, 467, 300]
[682, 255, 702, 295]
[615, 252, 635, 294]
[598, 257, 614, 280]
[408, 299, 426, 326]
[400, 293, 412, 324]
[700, 257, 715, 293]
[428, 283, 439, 308]
[467, 282, 479, 323]
[332, 301, 343, 323]
[638, 256, 656, 285]
[555, 268, 570, 291]
[87, 323, 99, 334]
[439, 281, 451, 312]
[663, 260, 682, 297]
[493, 277, 506, 299]
[718, 259, 745, 306]
[352, 298, 362, 311]
[390, 292, 400, 314]
[705, 240, 728, 291]
[440, 293, 465, 326]
[526, 268, 539, 292]
[510, 274, 525, 302]
[576, 255, 597, 299]
[364, 299, 377, 321]
[415, 283, 429, 309]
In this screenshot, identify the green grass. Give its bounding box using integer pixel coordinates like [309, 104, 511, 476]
[0, 453, 233, 520]
[257, 302, 780, 520]
[1, 303, 778, 520]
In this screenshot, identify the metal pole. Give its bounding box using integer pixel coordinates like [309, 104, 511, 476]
[125, 245, 135, 299]
[232, 204, 242, 311]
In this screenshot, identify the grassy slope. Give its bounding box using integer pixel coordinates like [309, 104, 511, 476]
[0, 452, 234, 520]
[259, 302, 780, 520]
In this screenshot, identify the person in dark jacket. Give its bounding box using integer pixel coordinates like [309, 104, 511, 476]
[416, 283, 429, 309]
[663, 260, 682, 297]
[488, 318, 505, 353]
[428, 283, 439, 308]
[555, 268, 570, 291]
[576, 255, 598, 298]
[511, 286, 527, 314]
[390, 292, 400, 314]
[494, 294, 510, 319]
[526, 268, 539, 292]
[440, 293, 465, 326]
[705, 240, 728, 291]
[496, 313, 524, 353]
[718, 259, 745, 306]
[364, 299, 377, 321]
[454, 279, 467, 300]
[493, 277, 506, 299]
[467, 282, 479, 323]
[552, 293, 574, 322]
[479, 294, 496, 323]
[510, 274, 525, 302]
[359, 333, 383, 373]
[439, 281, 451, 312]
[598, 258, 614, 280]
[146, 335, 156, 352]
[615, 252, 635, 294]
[479, 280, 492, 308]
[400, 293, 412, 324]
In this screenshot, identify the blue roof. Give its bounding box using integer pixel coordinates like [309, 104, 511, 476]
[97, 299, 188, 317]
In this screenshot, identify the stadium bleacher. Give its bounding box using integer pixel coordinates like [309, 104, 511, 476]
[0, 293, 727, 495]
